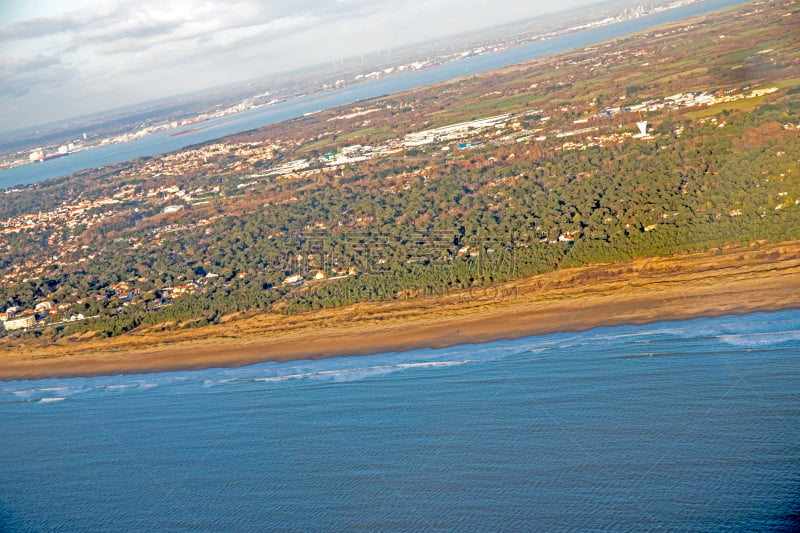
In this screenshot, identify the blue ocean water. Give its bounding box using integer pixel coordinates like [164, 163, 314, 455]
[0, 0, 747, 189]
[1, 310, 799, 531]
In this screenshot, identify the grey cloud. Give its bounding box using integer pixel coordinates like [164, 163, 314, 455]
[68, 0, 460, 81]
[16, 55, 61, 73]
[0, 55, 76, 98]
[1, 0, 385, 60]
[0, 54, 61, 77]
[2, 0, 388, 117]
[0, 16, 82, 40]
[92, 19, 182, 43]
[96, 0, 382, 49]
[105, 16, 321, 73]
[1, 0, 599, 132]
[75, 4, 295, 55]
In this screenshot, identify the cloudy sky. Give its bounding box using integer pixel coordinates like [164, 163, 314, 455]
[0, 0, 599, 133]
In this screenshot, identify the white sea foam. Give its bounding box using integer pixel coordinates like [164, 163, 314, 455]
[103, 384, 138, 391]
[38, 397, 66, 403]
[395, 360, 475, 369]
[17, 386, 71, 394]
[2, 380, 162, 401]
[9, 386, 90, 399]
[717, 330, 800, 348]
[586, 313, 800, 344]
[202, 378, 236, 387]
[583, 316, 800, 349]
[97, 381, 160, 392]
[592, 326, 720, 343]
[250, 359, 477, 385]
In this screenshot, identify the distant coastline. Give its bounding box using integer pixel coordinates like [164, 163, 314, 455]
[2, 241, 798, 381]
[0, 0, 748, 190]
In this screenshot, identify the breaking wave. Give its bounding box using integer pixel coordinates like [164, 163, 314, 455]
[717, 330, 800, 348]
[2, 380, 161, 403]
[204, 359, 478, 387]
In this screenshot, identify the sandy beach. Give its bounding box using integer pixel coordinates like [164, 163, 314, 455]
[2, 241, 799, 381]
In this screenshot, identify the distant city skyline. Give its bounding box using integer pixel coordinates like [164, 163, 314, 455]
[0, 0, 607, 134]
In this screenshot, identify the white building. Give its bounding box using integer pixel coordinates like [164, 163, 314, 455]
[3, 315, 36, 331]
[35, 301, 54, 312]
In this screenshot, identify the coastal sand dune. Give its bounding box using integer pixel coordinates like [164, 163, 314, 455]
[2, 241, 799, 381]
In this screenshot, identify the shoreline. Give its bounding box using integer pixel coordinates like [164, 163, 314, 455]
[2, 241, 799, 382]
